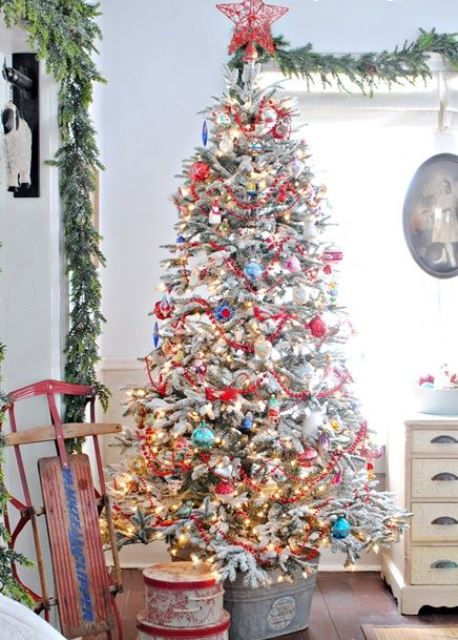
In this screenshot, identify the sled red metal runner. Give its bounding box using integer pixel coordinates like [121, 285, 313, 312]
[1, 379, 124, 640]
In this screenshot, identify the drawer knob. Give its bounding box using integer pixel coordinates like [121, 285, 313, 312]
[430, 560, 458, 569]
[431, 516, 458, 525]
[431, 472, 458, 481]
[431, 435, 458, 444]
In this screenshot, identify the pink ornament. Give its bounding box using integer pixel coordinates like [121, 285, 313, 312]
[309, 316, 327, 338]
[286, 255, 301, 272]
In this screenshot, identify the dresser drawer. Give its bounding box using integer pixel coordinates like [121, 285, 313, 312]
[410, 546, 458, 585]
[411, 428, 458, 455]
[411, 459, 458, 499]
[411, 503, 458, 541]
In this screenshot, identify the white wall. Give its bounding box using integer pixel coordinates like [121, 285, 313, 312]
[98, 0, 458, 360]
[0, 18, 63, 605]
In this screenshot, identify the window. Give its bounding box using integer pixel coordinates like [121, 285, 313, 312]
[262, 66, 458, 440]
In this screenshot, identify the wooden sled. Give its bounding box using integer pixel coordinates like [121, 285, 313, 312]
[1, 379, 124, 639]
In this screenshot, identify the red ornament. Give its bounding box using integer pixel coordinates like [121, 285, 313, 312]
[189, 161, 210, 182]
[309, 316, 328, 338]
[272, 121, 291, 140]
[154, 297, 173, 320]
[323, 264, 332, 275]
[216, 0, 289, 62]
[215, 481, 235, 496]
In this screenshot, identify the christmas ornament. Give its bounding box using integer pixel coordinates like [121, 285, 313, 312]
[241, 412, 254, 432]
[219, 134, 234, 154]
[214, 480, 236, 504]
[193, 359, 207, 376]
[216, 0, 289, 62]
[216, 111, 231, 126]
[268, 395, 280, 424]
[244, 261, 263, 281]
[309, 316, 328, 338]
[303, 221, 317, 240]
[289, 159, 305, 177]
[154, 296, 173, 320]
[332, 516, 351, 540]
[254, 336, 272, 360]
[285, 254, 301, 272]
[153, 321, 160, 349]
[245, 180, 257, 197]
[191, 422, 216, 449]
[318, 432, 330, 452]
[189, 161, 210, 182]
[272, 122, 290, 140]
[261, 106, 278, 125]
[209, 204, 222, 225]
[292, 285, 309, 305]
[202, 120, 209, 146]
[302, 410, 322, 436]
[215, 301, 234, 322]
[298, 447, 318, 466]
[176, 235, 186, 244]
[250, 141, 263, 154]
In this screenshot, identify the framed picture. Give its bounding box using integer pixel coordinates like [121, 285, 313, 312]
[403, 153, 458, 278]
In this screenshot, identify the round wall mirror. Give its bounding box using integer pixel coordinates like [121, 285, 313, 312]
[403, 153, 458, 278]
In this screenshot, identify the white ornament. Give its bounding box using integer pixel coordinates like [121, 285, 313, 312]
[254, 336, 272, 360]
[292, 286, 309, 305]
[301, 410, 322, 436]
[303, 222, 317, 241]
[209, 206, 222, 225]
[262, 107, 278, 125]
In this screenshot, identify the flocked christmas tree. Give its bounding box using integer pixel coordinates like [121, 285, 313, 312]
[108, 2, 408, 587]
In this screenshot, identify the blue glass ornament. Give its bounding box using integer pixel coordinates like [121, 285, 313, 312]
[191, 422, 215, 449]
[241, 413, 254, 433]
[176, 235, 186, 244]
[215, 301, 234, 323]
[332, 516, 351, 540]
[202, 120, 208, 146]
[250, 141, 263, 154]
[244, 261, 263, 282]
[153, 321, 160, 349]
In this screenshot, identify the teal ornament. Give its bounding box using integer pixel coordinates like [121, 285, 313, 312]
[332, 516, 351, 540]
[153, 321, 160, 349]
[244, 261, 263, 281]
[191, 422, 215, 449]
[250, 141, 263, 154]
[202, 120, 208, 146]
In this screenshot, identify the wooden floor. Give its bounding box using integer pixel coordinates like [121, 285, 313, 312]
[113, 570, 458, 640]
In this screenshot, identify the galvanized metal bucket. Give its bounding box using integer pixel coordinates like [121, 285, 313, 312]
[223, 566, 317, 640]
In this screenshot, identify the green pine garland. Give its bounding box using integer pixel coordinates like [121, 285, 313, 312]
[0, 0, 109, 419]
[0, 0, 108, 601]
[230, 29, 458, 94]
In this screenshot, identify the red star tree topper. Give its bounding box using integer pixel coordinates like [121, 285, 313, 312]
[217, 0, 289, 61]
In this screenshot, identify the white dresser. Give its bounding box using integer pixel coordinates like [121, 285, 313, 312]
[382, 415, 458, 614]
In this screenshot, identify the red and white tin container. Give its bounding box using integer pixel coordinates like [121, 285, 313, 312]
[137, 611, 230, 640]
[143, 562, 224, 628]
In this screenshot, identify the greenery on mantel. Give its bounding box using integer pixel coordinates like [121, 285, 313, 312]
[230, 29, 458, 94]
[0, 0, 108, 601]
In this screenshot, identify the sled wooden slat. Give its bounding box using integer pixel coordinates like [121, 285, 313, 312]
[39, 454, 114, 639]
[5, 423, 122, 447]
